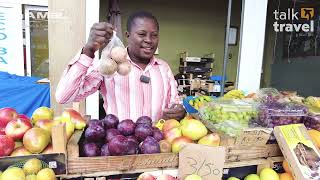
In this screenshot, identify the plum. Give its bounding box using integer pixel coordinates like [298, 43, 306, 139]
[101, 143, 110, 156]
[82, 142, 101, 157]
[127, 135, 139, 145]
[105, 128, 121, 142]
[135, 124, 153, 142]
[85, 124, 105, 142]
[136, 116, 152, 126]
[108, 135, 128, 156]
[117, 119, 136, 136]
[102, 114, 119, 129]
[88, 119, 104, 128]
[127, 141, 139, 155]
[153, 128, 164, 141]
[140, 136, 160, 154]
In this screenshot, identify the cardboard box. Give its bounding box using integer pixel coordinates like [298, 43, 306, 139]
[0, 125, 67, 176]
[274, 124, 320, 180]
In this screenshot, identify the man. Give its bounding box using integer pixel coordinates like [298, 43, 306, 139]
[56, 11, 185, 122]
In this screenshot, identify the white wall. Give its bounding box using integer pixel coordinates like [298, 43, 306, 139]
[236, 0, 268, 93]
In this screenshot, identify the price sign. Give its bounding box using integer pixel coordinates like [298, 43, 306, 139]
[235, 128, 272, 146]
[179, 143, 225, 180]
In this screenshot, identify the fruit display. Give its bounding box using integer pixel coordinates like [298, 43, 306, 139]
[0, 158, 56, 180]
[99, 46, 131, 76]
[223, 89, 245, 99]
[188, 96, 213, 110]
[257, 94, 308, 128]
[198, 99, 258, 136]
[160, 116, 220, 153]
[304, 96, 320, 108]
[80, 114, 164, 157]
[137, 172, 178, 180]
[0, 106, 86, 157]
[227, 167, 279, 180]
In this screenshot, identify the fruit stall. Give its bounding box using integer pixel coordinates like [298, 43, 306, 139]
[1, 88, 320, 180]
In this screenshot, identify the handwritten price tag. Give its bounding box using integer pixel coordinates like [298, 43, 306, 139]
[179, 143, 225, 180]
[235, 128, 273, 146]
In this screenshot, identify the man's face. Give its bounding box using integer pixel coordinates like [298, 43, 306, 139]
[127, 17, 159, 63]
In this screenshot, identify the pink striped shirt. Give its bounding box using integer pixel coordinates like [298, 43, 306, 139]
[55, 52, 180, 122]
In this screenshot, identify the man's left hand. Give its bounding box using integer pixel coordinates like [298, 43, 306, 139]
[162, 104, 186, 120]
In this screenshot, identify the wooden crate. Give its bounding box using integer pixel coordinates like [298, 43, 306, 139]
[67, 130, 178, 174]
[0, 124, 67, 176]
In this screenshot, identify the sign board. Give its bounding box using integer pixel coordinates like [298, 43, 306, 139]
[0, 2, 24, 76]
[235, 128, 273, 146]
[179, 143, 225, 180]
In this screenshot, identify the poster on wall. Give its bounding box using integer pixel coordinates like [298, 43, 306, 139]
[0, 3, 24, 76]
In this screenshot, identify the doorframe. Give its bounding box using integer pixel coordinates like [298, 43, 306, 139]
[24, 5, 48, 76]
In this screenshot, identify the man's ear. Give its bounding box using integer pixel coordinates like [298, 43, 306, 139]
[125, 31, 130, 38]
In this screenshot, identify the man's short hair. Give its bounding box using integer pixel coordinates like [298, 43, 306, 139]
[127, 11, 159, 32]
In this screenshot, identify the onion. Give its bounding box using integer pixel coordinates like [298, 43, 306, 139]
[117, 62, 131, 76]
[110, 46, 128, 63]
[98, 58, 118, 76]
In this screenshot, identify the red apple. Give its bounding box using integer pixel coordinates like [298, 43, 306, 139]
[10, 146, 32, 156]
[198, 133, 220, 147]
[164, 127, 182, 143]
[0, 135, 15, 157]
[5, 117, 32, 140]
[18, 114, 31, 121]
[42, 144, 53, 154]
[162, 119, 180, 132]
[61, 108, 86, 130]
[171, 136, 193, 153]
[35, 119, 54, 133]
[0, 127, 5, 135]
[0, 108, 18, 129]
[156, 174, 176, 180]
[23, 127, 50, 154]
[138, 173, 156, 180]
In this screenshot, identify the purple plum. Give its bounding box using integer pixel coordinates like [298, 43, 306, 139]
[108, 135, 129, 156]
[103, 114, 119, 129]
[136, 116, 152, 126]
[105, 128, 121, 142]
[134, 124, 154, 142]
[117, 119, 136, 136]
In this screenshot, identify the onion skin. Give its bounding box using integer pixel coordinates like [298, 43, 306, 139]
[117, 62, 131, 76]
[98, 58, 118, 76]
[110, 46, 128, 63]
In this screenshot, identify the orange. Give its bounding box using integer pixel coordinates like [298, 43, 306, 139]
[279, 173, 293, 180]
[308, 129, 320, 148]
[282, 160, 291, 173]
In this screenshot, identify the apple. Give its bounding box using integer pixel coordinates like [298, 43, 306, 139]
[5, 117, 32, 140]
[159, 140, 172, 153]
[198, 133, 220, 147]
[227, 177, 240, 180]
[185, 174, 202, 180]
[181, 119, 207, 141]
[23, 127, 50, 153]
[23, 158, 42, 175]
[35, 119, 54, 133]
[42, 144, 53, 154]
[138, 172, 156, 180]
[156, 174, 176, 180]
[61, 108, 86, 130]
[10, 146, 32, 156]
[164, 127, 182, 143]
[18, 114, 31, 121]
[171, 136, 193, 153]
[244, 174, 260, 180]
[31, 107, 54, 124]
[0, 135, 15, 156]
[14, 141, 23, 149]
[54, 117, 75, 139]
[162, 119, 180, 132]
[0, 127, 5, 135]
[1, 167, 26, 180]
[36, 168, 56, 180]
[26, 174, 37, 180]
[0, 107, 18, 129]
[260, 168, 279, 180]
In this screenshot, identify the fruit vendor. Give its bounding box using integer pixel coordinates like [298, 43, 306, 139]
[56, 11, 186, 122]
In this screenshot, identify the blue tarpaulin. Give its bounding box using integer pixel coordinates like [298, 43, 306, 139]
[0, 71, 50, 118]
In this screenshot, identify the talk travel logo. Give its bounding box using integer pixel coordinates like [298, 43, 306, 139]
[273, 8, 315, 32]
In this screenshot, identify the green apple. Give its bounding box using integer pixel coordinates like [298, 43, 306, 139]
[227, 177, 240, 180]
[244, 174, 260, 180]
[260, 168, 279, 180]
